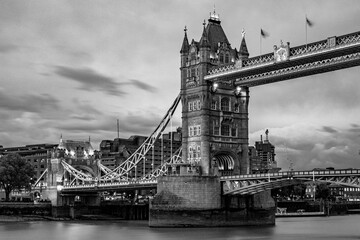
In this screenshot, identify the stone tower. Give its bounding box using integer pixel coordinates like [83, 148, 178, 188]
[180, 11, 250, 176]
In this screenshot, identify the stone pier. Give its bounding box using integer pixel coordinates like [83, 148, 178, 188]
[149, 176, 275, 227]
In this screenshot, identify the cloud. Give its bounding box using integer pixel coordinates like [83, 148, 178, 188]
[0, 90, 60, 113]
[251, 123, 360, 171]
[54, 66, 157, 96]
[0, 43, 18, 53]
[128, 79, 157, 92]
[320, 126, 338, 134]
[54, 66, 125, 96]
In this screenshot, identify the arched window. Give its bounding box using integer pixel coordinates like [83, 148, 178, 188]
[225, 53, 229, 63]
[221, 97, 230, 111]
[221, 124, 230, 136]
[219, 53, 224, 63]
[211, 99, 217, 110]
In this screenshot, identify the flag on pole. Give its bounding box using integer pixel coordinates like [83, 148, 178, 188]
[260, 28, 269, 38]
[306, 16, 313, 27]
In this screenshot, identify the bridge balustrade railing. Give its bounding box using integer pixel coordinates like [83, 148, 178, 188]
[336, 31, 360, 46]
[220, 169, 360, 181]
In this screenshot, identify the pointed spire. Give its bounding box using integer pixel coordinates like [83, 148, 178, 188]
[60, 134, 63, 143]
[209, 5, 220, 23]
[199, 20, 210, 48]
[180, 26, 189, 54]
[238, 28, 249, 59]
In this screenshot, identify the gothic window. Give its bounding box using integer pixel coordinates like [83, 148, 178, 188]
[231, 127, 237, 137]
[225, 53, 229, 63]
[211, 99, 217, 110]
[188, 102, 193, 111]
[214, 126, 220, 135]
[234, 103, 239, 112]
[197, 100, 201, 110]
[221, 97, 230, 111]
[221, 124, 230, 136]
[191, 68, 196, 77]
[219, 53, 224, 63]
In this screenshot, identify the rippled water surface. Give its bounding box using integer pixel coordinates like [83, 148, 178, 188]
[0, 215, 359, 240]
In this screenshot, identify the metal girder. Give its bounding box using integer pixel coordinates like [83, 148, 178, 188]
[61, 160, 94, 183]
[221, 169, 360, 196]
[98, 93, 181, 182]
[33, 168, 48, 187]
[141, 147, 183, 180]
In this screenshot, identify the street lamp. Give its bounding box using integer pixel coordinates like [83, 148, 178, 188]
[210, 82, 218, 93]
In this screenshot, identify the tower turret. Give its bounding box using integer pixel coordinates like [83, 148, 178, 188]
[238, 29, 249, 60]
[180, 26, 190, 68]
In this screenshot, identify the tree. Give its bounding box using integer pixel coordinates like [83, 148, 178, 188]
[316, 183, 331, 200]
[0, 153, 36, 201]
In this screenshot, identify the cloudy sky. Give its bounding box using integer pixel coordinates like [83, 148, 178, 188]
[0, 0, 359, 171]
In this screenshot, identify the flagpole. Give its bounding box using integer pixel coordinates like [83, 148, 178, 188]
[260, 28, 262, 55]
[305, 15, 308, 50]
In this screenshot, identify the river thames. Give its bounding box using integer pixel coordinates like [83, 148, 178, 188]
[0, 215, 359, 240]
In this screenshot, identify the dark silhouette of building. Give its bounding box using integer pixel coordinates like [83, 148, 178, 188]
[99, 129, 182, 178]
[249, 130, 279, 173]
[0, 143, 58, 183]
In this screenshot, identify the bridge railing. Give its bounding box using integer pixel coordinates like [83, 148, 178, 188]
[220, 169, 360, 181]
[62, 179, 157, 190]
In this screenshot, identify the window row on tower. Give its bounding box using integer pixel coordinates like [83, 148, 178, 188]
[188, 144, 201, 163]
[212, 124, 238, 137]
[189, 125, 201, 137]
[211, 97, 240, 112]
[188, 99, 201, 111]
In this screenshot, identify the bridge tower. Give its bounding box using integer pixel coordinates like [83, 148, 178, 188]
[149, 12, 275, 227]
[180, 12, 250, 176]
[43, 138, 101, 208]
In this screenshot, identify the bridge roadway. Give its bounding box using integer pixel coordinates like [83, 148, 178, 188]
[58, 169, 360, 196]
[221, 168, 360, 196]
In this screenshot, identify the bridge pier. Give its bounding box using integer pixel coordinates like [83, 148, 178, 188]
[149, 175, 275, 227]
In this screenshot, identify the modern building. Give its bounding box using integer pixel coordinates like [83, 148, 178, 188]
[99, 129, 182, 178]
[249, 130, 279, 173]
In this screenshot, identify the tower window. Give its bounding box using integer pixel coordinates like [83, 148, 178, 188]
[221, 97, 230, 111]
[211, 99, 217, 110]
[221, 124, 230, 136]
[231, 128, 237, 137]
[225, 53, 230, 63]
[214, 126, 220, 135]
[219, 53, 224, 63]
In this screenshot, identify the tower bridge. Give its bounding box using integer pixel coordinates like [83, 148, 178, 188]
[39, 11, 360, 226]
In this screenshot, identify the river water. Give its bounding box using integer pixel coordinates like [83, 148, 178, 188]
[0, 215, 359, 240]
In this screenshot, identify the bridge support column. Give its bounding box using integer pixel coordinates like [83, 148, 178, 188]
[149, 176, 275, 227]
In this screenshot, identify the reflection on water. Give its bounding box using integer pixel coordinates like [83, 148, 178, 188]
[0, 215, 359, 240]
